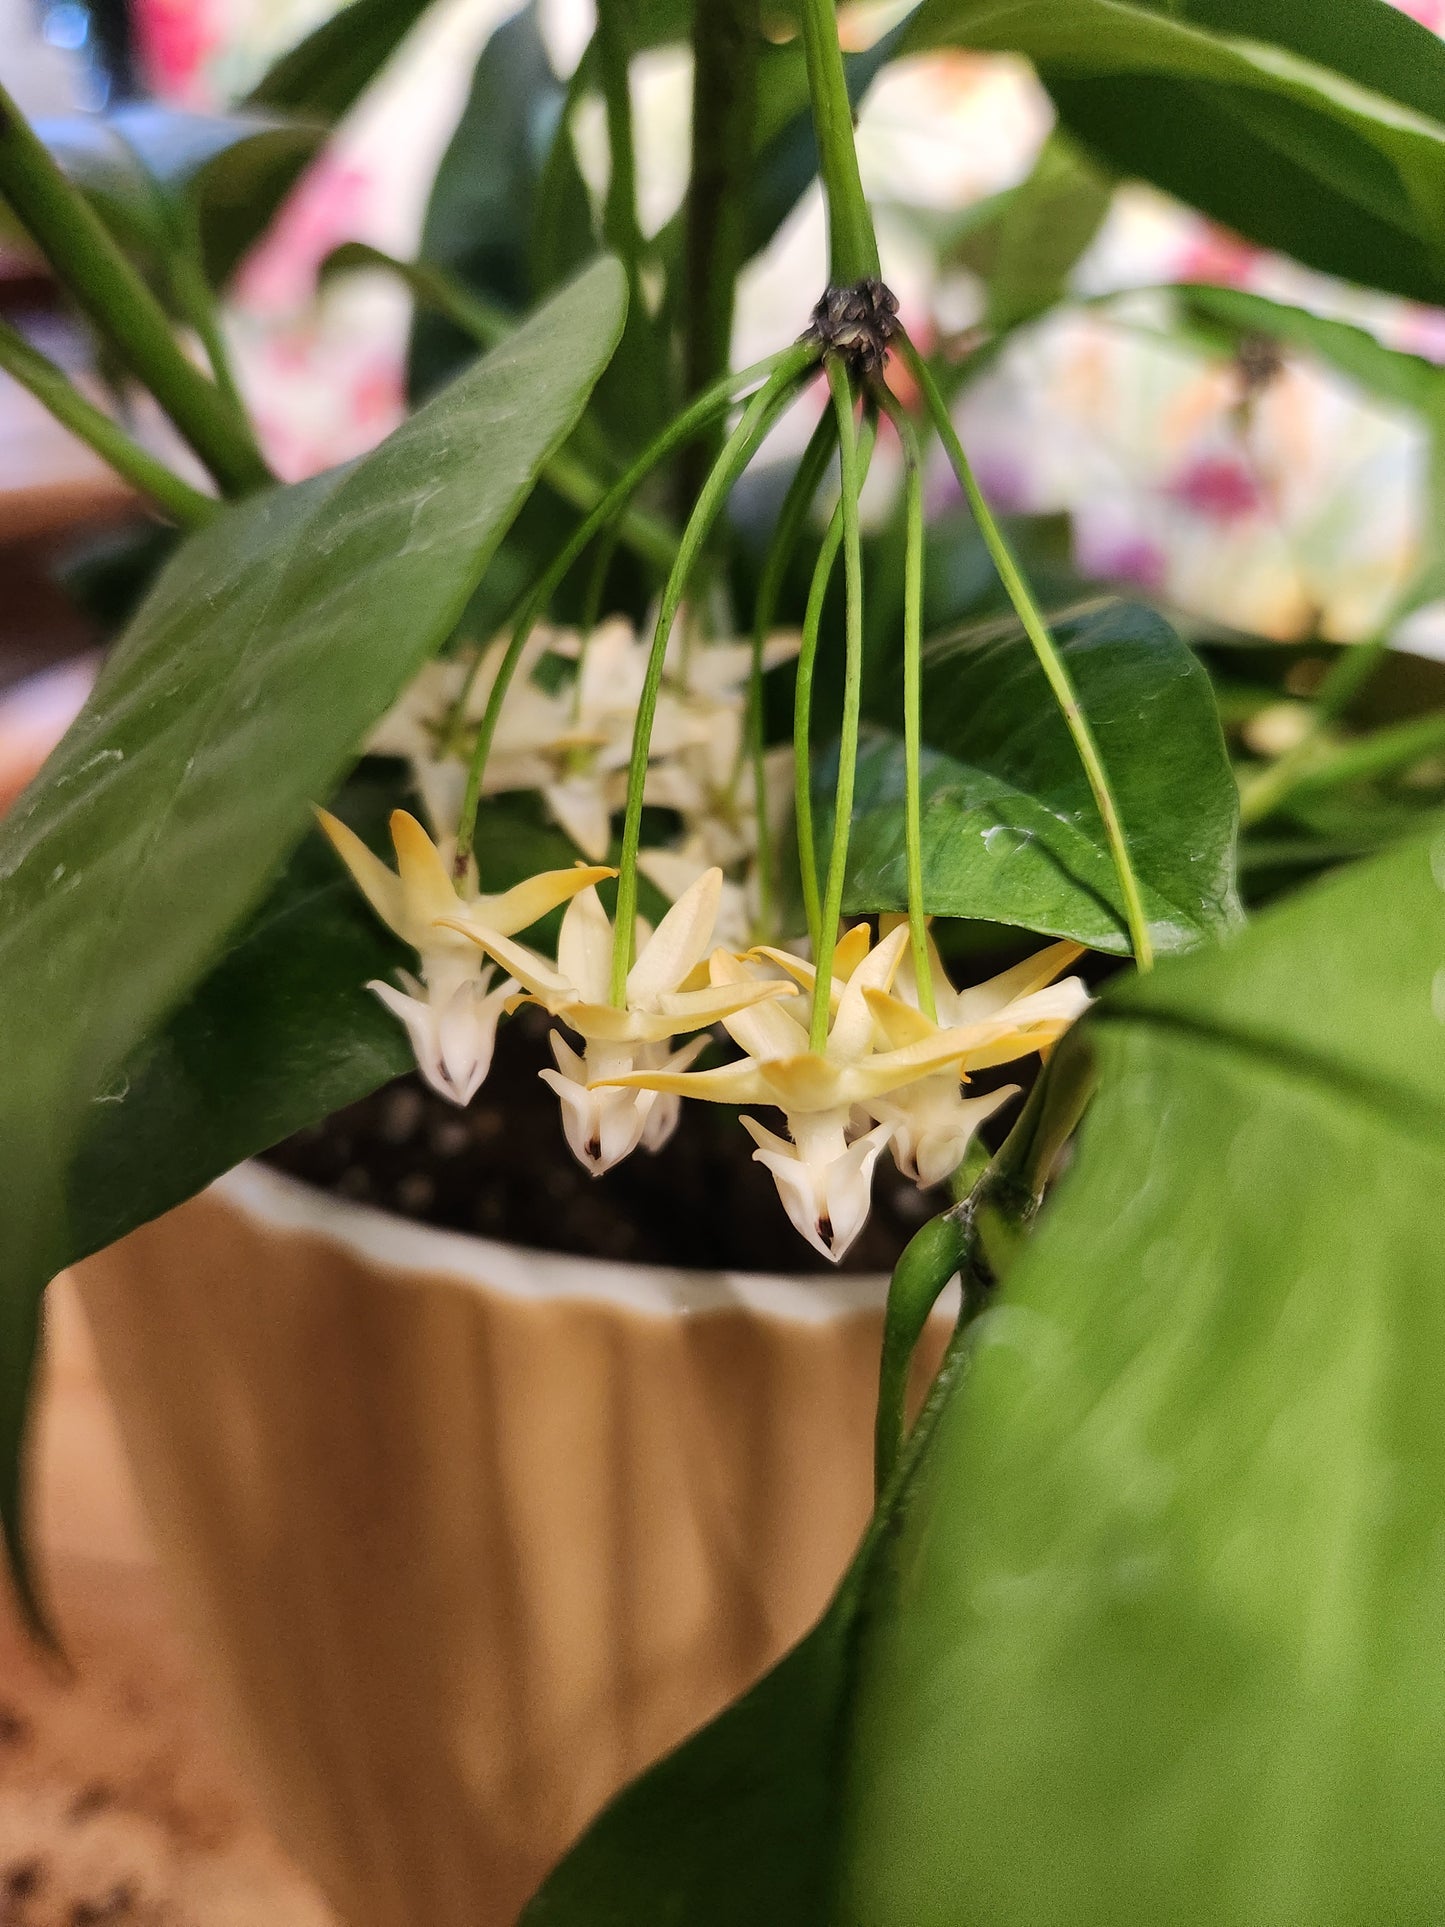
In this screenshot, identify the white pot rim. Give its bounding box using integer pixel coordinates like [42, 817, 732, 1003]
[218, 1162, 947, 1325]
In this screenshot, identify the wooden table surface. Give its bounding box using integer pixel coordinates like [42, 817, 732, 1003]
[0, 1281, 337, 1927]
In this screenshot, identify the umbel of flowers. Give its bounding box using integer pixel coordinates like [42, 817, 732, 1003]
[321, 553, 1090, 1262]
[318, 22, 1136, 1266]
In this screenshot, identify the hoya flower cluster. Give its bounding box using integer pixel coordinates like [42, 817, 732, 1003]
[323, 617, 1089, 1263]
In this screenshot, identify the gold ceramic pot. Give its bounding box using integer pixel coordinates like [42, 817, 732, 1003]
[75, 1162, 946, 1927]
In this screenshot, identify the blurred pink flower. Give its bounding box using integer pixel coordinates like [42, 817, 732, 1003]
[234, 157, 374, 314]
[1167, 452, 1265, 523]
[133, 0, 217, 104]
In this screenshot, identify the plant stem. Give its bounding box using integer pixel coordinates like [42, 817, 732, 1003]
[796, 0, 879, 283]
[595, 0, 645, 305]
[682, 0, 760, 490]
[0, 81, 269, 497]
[454, 345, 812, 873]
[794, 502, 845, 956]
[1237, 629, 1397, 828]
[900, 331, 1155, 970]
[1247, 705, 1445, 819]
[874, 385, 936, 1021]
[746, 407, 838, 941]
[169, 233, 247, 421]
[609, 347, 818, 1002]
[0, 317, 216, 529]
[810, 358, 867, 1051]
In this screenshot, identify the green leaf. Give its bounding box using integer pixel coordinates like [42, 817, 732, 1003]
[244, 0, 436, 119]
[905, 0, 1445, 304]
[839, 602, 1243, 954]
[526, 817, 1445, 1926]
[65, 775, 582, 1265]
[410, 2, 570, 400]
[214, 0, 442, 278]
[35, 103, 323, 266]
[0, 257, 626, 1616]
[955, 132, 1113, 330]
[844, 822, 1445, 1926]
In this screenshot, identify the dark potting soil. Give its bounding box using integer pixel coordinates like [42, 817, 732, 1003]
[264, 1007, 1003, 1275]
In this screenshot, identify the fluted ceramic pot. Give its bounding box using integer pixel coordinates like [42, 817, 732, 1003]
[74, 1163, 947, 1926]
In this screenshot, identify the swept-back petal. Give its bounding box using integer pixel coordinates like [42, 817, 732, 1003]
[316, 807, 408, 939]
[950, 940, 1087, 1023]
[830, 924, 908, 1062]
[439, 919, 571, 1001]
[596, 1057, 773, 1105]
[390, 808, 463, 926]
[656, 978, 798, 1031]
[557, 885, 615, 1005]
[628, 866, 721, 1004]
[710, 950, 809, 1060]
[863, 986, 938, 1052]
[475, 863, 615, 937]
[757, 1053, 850, 1112]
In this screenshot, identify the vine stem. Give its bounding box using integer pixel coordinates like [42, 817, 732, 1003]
[453, 343, 810, 876]
[874, 385, 937, 1021]
[809, 358, 868, 1051]
[0, 80, 269, 497]
[0, 318, 217, 529]
[899, 332, 1155, 970]
[794, 500, 845, 955]
[746, 407, 838, 941]
[795, 0, 879, 284]
[609, 345, 820, 1003]
[683, 0, 760, 495]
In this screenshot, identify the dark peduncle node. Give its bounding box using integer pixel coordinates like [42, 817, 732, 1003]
[804, 278, 900, 376]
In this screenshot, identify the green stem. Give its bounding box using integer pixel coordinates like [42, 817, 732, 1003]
[873, 1026, 1096, 1495]
[682, 0, 760, 492]
[169, 234, 247, 421]
[0, 81, 269, 497]
[796, 0, 879, 283]
[596, 0, 645, 302]
[746, 407, 838, 941]
[874, 385, 936, 1021]
[454, 344, 811, 872]
[609, 347, 818, 1002]
[1246, 705, 1445, 820]
[0, 317, 216, 529]
[793, 502, 843, 956]
[901, 331, 1155, 970]
[810, 359, 867, 1051]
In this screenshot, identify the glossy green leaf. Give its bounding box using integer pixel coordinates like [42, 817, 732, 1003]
[840, 602, 1243, 954]
[0, 258, 626, 1613]
[906, 0, 1445, 304]
[527, 818, 1445, 1926]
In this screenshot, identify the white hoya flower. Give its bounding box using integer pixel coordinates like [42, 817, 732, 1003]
[866, 922, 1092, 1187]
[368, 622, 798, 870]
[605, 925, 980, 1262]
[443, 865, 794, 1174]
[317, 806, 610, 1106]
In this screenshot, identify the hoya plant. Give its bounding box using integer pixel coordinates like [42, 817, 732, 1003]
[2, 0, 1445, 1917]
